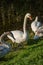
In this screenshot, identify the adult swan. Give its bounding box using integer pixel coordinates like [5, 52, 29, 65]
[7, 13, 32, 43]
[31, 16, 43, 39]
[0, 32, 11, 58]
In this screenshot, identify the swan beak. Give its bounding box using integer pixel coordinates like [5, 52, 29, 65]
[34, 35, 39, 40]
[29, 16, 32, 20]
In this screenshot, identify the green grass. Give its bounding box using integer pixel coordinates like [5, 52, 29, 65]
[0, 39, 43, 65]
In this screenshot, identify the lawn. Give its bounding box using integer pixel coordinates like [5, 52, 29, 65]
[0, 39, 43, 65]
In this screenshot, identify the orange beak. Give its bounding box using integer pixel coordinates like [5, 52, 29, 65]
[29, 16, 32, 20]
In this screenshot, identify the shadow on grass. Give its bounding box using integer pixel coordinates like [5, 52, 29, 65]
[26, 39, 43, 49]
[27, 39, 42, 45]
[0, 54, 16, 61]
[0, 57, 8, 61]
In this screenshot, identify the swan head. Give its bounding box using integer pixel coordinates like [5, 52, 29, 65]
[25, 13, 32, 20]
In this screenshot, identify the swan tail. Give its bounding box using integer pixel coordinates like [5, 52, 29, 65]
[0, 32, 10, 43]
[7, 35, 15, 43]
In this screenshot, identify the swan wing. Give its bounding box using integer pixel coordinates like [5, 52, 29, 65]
[37, 26, 43, 33]
[36, 22, 41, 27]
[35, 26, 43, 37]
[11, 30, 23, 39]
[7, 30, 23, 41]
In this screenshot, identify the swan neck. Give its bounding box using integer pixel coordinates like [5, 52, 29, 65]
[35, 17, 38, 22]
[23, 16, 27, 34]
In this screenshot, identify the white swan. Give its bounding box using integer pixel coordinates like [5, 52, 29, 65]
[31, 16, 41, 33]
[31, 16, 43, 39]
[0, 32, 11, 58]
[7, 13, 32, 43]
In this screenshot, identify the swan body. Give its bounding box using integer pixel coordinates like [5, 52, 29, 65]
[7, 13, 32, 43]
[0, 32, 11, 58]
[34, 26, 43, 39]
[31, 16, 41, 33]
[0, 43, 10, 58]
[7, 30, 26, 43]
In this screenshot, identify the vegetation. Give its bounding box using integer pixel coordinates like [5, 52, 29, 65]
[0, 0, 43, 35]
[0, 39, 43, 65]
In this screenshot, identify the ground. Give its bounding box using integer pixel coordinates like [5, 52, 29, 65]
[0, 39, 43, 65]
